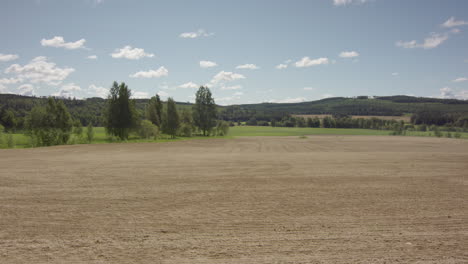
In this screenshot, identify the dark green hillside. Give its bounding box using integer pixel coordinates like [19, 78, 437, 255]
[1, 94, 467, 128]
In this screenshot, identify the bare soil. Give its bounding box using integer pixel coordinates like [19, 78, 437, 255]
[0, 136, 467, 263]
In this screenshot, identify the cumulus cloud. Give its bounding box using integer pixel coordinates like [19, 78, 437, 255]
[333, 0, 369, 6]
[441, 17, 468, 28]
[210, 71, 245, 84]
[179, 82, 198, 89]
[236, 64, 259, 70]
[440, 87, 456, 99]
[269, 97, 307, 103]
[396, 32, 449, 49]
[179, 29, 214, 38]
[5, 56, 74, 85]
[130, 66, 168, 78]
[0, 54, 19, 62]
[87, 55, 97, 60]
[157, 91, 169, 98]
[88, 84, 108, 98]
[220, 85, 242, 90]
[200, 60, 217, 68]
[275, 64, 288, 69]
[17, 84, 35, 96]
[131, 91, 150, 99]
[453, 77, 467, 83]
[295, 57, 329, 68]
[111, 46, 154, 60]
[339, 51, 359, 58]
[437, 87, 468, 100]
[41, 36, 86, 50]
[52, 83, 81, 98]
[0, 77, 22, 85]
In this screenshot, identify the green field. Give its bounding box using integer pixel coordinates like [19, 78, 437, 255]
[1, 126, 467, 149]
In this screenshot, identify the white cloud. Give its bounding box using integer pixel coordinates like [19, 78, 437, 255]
[441, 17, 468, 28]
[41, 36, 86, 50]
[220, 85, 242, 90]
[339, 51, 359, 58]
[17, 84, 34, 96]
[157, 91, 169, 98]
[321, 94, 334, 99]
[130, 66, 168, 78]
[0, 84, 10, 93]
[111, 45, 154, 60]
[179, 81, 198, 89]
[236, 64, 259, 70]
[303, 87, 315, 91]
[87, 55, 97, 60]
[179, 29, 214, 38]
[333, 0, 369, 6]
[275, 64, 288, 69]
[295, 57, 329, 68]
[52, 83, 81, 98]
[210, 71, 245, 84]
[200, 60, 217, 68]
[5, 56, 74, 85]
[269, 97, 307, 103]
[0, 54, 19, 62]
[391, 72, 399, 76]
[440, 87, 455, 99]
[396, 32, 449, 49]
[132, 91, 149, 99]
[0, 77, 22, 85]
[88, 84, 108, 98]
[453, 77, 467, 83]
[233, 91, 243, 96]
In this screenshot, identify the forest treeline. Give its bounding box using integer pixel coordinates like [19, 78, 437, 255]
[1, 93, 468, 133]
[0, 83, 228, 147]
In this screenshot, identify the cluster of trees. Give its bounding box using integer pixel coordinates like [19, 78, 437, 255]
[411, 110, 468, 128]
[0, 82, 225, 147]
[244, 115, 403, 130]
[104, 82, 224, 141]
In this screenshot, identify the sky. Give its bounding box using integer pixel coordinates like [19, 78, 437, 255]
[0, 0, 467, 105]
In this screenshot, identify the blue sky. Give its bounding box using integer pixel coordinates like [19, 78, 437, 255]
[0, 0, 467, 104]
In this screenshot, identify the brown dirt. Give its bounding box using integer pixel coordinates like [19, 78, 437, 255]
[0, 136, 467, 263]
[294, 114, 411, 122]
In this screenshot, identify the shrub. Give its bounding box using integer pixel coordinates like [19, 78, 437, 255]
[179, 123, 192, 137]
[86, 124, 94, 143]
[138, 120, 159, 139]
[445, 132, 452, 138]
[454, 132, 461, 138]
[215, 120, 230, 136]
[434, 127, 442, 137]
[7, 133, 14, 148]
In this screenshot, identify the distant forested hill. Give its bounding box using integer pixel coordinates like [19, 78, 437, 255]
[1, 94, 467, 127]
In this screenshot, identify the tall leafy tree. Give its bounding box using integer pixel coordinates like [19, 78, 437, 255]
[155, 94, 163, 127]
[193, 86, 217, 136]
[104, 82, 137, 140]
[146, 94, 164, 127]
[165, 97, 179, 138]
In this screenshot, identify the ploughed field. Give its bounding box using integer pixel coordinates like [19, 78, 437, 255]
[0, 136, 467, 263]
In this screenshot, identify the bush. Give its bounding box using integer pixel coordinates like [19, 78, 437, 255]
[454, 132, 461, 138]
[7, 133, 14, 148]
[179, 123, 192, 137]
[86, 124, 94, 143]
[445, 132, 452, 138]
[434, 127, 442, 137]
[138, 120, 159, 139]
[215, 120, 230, 136]
[257, 120, 269, 126]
